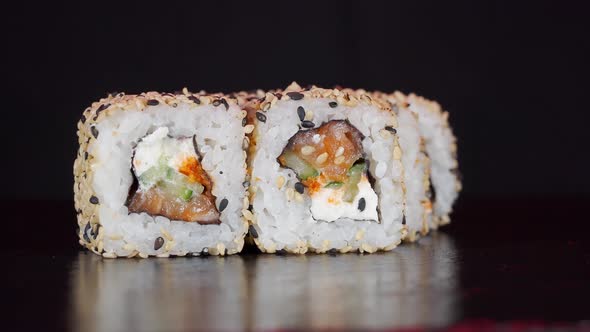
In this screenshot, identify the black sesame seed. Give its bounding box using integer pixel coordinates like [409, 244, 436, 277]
[329, 101, 338, 108]
[358, 197, 366, 211]
[402, 215, 407, 225]
[219, 171, 223, 174]
[82, 223, 91, 242]
[91, 126, 99, 139]
[286, 92, 304, 100]
[297, 106, 305, 121]
[92, 225, 100, 240]
[384, 126, 397, 134]
[89, 196, 99, 204]
[301, 120, 315, 128]
[80, 114, 86, 124]
[201, 247, 210, 256]
[219, 198, 229, 212]
[96, 103, 110, 113]
[147, 99, 159, 106]
[192, 135, 200, 156]
[212, 99, 221, 107]
[276, 249, 288, 255]
[294, 182, 305, 194]
[220, 98, 229, 110]
[327, 248, 339, 255]
[84, 152, 89, 160]
[188, 95, 201, 104]
[256, 112, 267, 123]
[242, 181, 250, 188]
[242, 118, 247, 127]
[248, 225, 258, 238]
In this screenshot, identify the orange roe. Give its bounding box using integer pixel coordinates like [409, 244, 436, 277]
[179, 157, 211, 188]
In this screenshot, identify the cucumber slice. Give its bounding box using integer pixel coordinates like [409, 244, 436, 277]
[139, 166, 166, 187]
[324, 181, 344, 189]
[280, 150, 319, 180]
[180, 188, 193, 202]
[343, 162, 366, 202]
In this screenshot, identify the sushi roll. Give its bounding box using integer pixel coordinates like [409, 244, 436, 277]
[401, 92, 461, 226]
[248, 83, 406, 254]
[73, 91, 249, 258]
[371, 92, 433, 241]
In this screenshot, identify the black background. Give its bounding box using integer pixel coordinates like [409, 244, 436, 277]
[2, 0, 589, 199]
[2, 2, 590, 330]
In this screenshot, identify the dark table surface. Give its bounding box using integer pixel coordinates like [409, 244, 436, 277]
[3, 196, 590, 331]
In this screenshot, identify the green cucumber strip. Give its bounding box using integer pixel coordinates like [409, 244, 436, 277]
[180, 188, 193, 201]
[343, 161, 365, 202]
[281, 150, 319, 180]
[324, 181, 344, 189]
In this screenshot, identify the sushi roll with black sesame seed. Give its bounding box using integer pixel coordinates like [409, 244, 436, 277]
[73, 91, 249, 258]
[398, 92, 461, 227]
[248, 83, 406, 254]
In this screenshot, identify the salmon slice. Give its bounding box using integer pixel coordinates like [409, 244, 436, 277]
[128, 186, 220, 224]
[279, 120, 364, 182]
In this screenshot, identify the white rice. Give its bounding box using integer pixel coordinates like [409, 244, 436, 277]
[395, 106, 433, 238]
[250, 97, 405, 253]
[407, 94, 460, 224]
[89, 102, 247, 257]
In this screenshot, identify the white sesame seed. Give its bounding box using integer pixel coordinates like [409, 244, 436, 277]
[335, 146, 344, 157]
[304, 109, 314, 121]
[217, 243, 226, 256]
[294, 192, 304, 203]
[316, 152, 328, 164]
[277, 175, 285, 188]
[103, 252, 117, 259]
[164, 240, 175, 251]
[393, 146, 402, 160]
[242, 209, 254, 221]
[243, 124, 255, 134]
[286, 187, 295, 200]
[334, 156, 345, 165]
[160, 228, 173, 241]
[312, 134, 321, 144]
[301, 145, 315, 155]
[379, 129, 392, 139]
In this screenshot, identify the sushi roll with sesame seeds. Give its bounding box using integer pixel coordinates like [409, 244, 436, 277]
[373, 92, 433, 241]
[399, 92, 461, 226]
[247, 83, 406, 254]
[73, 91, 249, 258]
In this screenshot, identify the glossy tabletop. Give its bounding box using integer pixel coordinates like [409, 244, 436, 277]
[4, 197, 589, 331]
